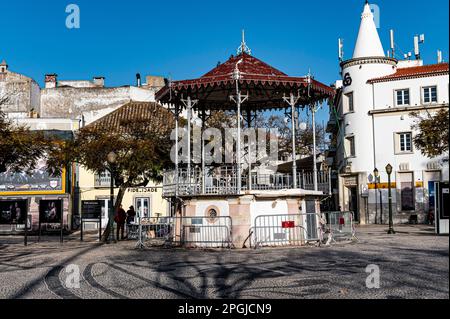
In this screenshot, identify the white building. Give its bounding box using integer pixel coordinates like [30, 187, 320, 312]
[327, 2, 449, 225]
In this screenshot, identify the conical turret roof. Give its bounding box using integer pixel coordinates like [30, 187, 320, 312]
[353, 2, 385, 58]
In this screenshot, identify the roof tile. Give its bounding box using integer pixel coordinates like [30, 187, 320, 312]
[368, 63, 449, 83]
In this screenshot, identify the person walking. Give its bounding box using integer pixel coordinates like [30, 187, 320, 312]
[114, 205, 127, 241]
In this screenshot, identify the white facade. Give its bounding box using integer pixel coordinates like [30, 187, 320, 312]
[328, 2, 449, 225]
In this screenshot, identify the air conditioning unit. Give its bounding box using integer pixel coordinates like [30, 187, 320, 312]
[399, 163, 410, 171]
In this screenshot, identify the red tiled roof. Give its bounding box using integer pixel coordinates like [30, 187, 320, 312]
[368, 63, 449, 83]
[86, 102, 174, 135]
[156, 52, 334, 107]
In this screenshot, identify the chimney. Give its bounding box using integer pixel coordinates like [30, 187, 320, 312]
[136, 73, 141, 87]
[93, 76, 105, 87]
[45, 74, 58, 89]
[0, 59, 8, 73]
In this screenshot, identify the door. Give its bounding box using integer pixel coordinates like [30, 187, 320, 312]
[349, 187, 359, 222]
[136, 197, 151, 219]
[399, 172, 414, 211]
[97, 198, 113, 229]
[436, 182, 449, 234]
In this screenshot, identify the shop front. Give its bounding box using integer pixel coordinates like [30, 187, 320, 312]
[0, 160, 71, 234]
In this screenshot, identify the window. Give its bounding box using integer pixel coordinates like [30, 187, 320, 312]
[399, 132, 412, 152]
[135, 197, 151, 218]
[423, 86, 437, 104]
[396, 89, 410, 106]
[345, 136, 356, 157]
[345, 92, 354, 113]
[399, 173, 415, 211]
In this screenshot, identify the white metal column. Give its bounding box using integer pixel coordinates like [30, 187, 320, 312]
[283, 93, 300, 189]
[311, 103, 318, 192]
[230, 75, 248, 194]
[181, 96, 198, 186]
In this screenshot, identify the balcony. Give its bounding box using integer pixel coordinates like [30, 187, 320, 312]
[94, 171, 111, 188]
[163, 167, 331, 198]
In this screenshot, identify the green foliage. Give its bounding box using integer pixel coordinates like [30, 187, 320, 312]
[49, 118, 174, 188]
[411, 108, 449, 158]
[0, 109, 51, 174]
[206, 110, 326, 161]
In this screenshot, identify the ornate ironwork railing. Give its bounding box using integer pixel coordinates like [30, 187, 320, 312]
[162, 167, 331, 197]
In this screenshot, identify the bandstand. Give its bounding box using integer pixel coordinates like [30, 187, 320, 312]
[156, 36, 334, 248]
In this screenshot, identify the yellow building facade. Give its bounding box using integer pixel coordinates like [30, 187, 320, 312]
[76, 166, 169, 229]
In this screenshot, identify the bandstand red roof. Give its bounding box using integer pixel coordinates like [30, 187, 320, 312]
[156, 52, 334, 111]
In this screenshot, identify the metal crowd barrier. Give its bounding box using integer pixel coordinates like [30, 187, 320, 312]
[252, 213, 322, 248]
[135, 216, 233, 249]
[320, 211, 357, 244]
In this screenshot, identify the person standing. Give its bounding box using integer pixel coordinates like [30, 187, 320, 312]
[115, 205, 127, 240]
[126, 206, 137, 238]
[126, 206, 136, 224]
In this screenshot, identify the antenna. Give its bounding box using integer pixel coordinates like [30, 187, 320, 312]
[414, 34, 425, 60]
[437, 50, 443, 63]
[390, 30, 395, 58]
[338, 38, 344, 62]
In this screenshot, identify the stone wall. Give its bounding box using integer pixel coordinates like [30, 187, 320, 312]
[0, 71, 40, 114]
[40, 86, 154, 120]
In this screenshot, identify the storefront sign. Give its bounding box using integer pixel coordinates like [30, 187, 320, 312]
[81, 201, 102, 220]
[344, 176, 358, 187]
[128, 187, 160, 193]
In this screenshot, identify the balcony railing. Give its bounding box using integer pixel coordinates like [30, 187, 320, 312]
[94, 171, 111, 188]
[163, 167, 331, 197]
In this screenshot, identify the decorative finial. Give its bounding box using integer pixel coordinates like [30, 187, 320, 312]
[237, 30, 252, 55]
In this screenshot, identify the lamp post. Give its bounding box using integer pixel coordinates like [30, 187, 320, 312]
[107, 151, 117, 243]
[373, 168, 379, 224]
[386, 164, 395, 234]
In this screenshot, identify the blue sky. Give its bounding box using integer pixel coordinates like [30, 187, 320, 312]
[1, 0, 449, 122]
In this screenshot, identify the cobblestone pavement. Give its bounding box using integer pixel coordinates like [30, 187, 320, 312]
[0, 225, 448, 299]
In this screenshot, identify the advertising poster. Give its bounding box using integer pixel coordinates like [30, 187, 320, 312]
[39, 200, 63, 224]
[0, 200, 28, 225]
[0, 158, 66, 195]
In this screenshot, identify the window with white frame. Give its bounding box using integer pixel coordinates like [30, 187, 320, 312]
[396, 132, 413, 153]
[345, 136, 356, 157]
[396, 89, 410, 106]
[422, 86, 437, 104]
[345, 92, 354, 113]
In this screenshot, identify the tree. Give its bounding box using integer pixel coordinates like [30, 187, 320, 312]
[48, 102, 175, 241]
[206, 110, 326, 162]
[411, 108, 449, 158]
[0, 97, 50, 174]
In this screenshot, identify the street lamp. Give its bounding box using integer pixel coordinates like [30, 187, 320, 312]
[373, 168, 379, 224]
[386, 164, 395, 234]
[107, 151, 117, 243]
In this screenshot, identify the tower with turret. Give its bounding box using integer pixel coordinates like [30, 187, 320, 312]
[328, 1, 449, 225]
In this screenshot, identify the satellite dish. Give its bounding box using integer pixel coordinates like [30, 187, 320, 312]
[299, 122, 307, 131]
